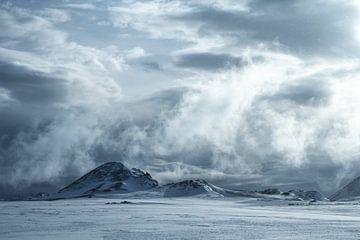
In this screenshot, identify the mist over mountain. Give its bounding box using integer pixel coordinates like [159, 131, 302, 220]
[1, 0, 360, 199]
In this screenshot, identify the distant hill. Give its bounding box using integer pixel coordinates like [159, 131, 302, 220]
[330, 177, 360, 201]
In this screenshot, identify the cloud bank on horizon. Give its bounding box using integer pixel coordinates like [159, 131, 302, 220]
[1, 0, 360, 198]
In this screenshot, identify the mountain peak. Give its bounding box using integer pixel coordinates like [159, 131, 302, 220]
[57, 162, 158, 197]
[163, 179, 221, 197]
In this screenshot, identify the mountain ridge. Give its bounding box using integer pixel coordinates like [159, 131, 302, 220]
[32, 161, 328, 201]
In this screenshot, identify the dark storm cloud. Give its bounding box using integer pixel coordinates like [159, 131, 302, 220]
[174, 53, 244, 70]
[174, 0, 359, 56]
[0, 61, 69, 147]
[0, 58, 93, 200]
[265, 79, 331, 106]
[0, 61, 67, 103]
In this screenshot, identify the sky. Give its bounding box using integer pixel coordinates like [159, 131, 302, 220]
[1, 0, 360, 199]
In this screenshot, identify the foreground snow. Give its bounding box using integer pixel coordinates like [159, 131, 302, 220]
[1, 198, 360, 240]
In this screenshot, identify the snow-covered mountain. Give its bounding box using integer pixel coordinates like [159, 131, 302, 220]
[330, 176, 360, 201]
[163, 179, 223, 197]
[33, 162, 326, 201]
[257, 189, 327, 201]
[55, 162, 158, 198]
[289, 190, 327, 201]
[162, 180, 326, 201]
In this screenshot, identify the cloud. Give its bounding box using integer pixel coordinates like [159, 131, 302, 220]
[174, 52, 244, 70]
[108, 1, 212, 48]
[0, 7, 67, 47]
[38, 8, 71, 23]
[93, 55, 360, 195]
[264, 78, 331, 107]
[108, 0, 360, 58]
[125, 47, 147, 59]
[0, 61, 67, 103]
[65, 3, 96, 10]
[141, 61, 162, 71]
[174, 0, 360, 57]
[0, 88, 14, 105]
[0, 4, 125, 198]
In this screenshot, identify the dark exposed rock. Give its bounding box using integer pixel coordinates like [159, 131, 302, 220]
[258, 188, 282, 195]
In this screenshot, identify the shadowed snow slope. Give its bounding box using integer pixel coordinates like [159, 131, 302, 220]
[163, 179, 223, 197]
[162, 180, 327, 201]
[330, 177, 360, 201]
[56, 162, 158, 198]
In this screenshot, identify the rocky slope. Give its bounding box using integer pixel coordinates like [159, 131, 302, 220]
[163, 179, 223, 197]
[56, 162, 158, 198]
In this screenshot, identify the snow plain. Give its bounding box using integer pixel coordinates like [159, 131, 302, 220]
[1, 197, 360, 240]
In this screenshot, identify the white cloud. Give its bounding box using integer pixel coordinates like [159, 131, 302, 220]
[93, 53, 360, 191]
[65, 3, 96, 10]
[0, 7, 67, 47]
[109, 1, 223, 50]
[38, 8, 71, 23]
[0, 88, 14, 105]
[125, 47, 147, 59]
